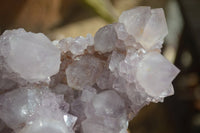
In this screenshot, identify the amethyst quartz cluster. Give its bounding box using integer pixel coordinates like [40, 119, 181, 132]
[0, 7, 180, 133]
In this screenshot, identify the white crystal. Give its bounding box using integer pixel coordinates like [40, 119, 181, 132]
[0, 29, 61, 83]
[140, 9, 168, 49]
[114, 23, 129, 41]
[86, 34, 94, 46]
[58, 34, 93, 55]
[119, 7, 168, 50]
[0, 87, 39, 130]
[68, 36, 88, 55]
[136, 52, 180, 98]
[63, 114, 77, 128]
[19, 118, 72, 133]
[119, 7, 151, 42]
[58, 37, 73, 53]
[0, 87, 70, 132]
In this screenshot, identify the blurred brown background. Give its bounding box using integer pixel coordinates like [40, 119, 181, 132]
[0, 0, 200, 133]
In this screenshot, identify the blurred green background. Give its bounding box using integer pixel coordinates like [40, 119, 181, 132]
[0, 0, 200, 133]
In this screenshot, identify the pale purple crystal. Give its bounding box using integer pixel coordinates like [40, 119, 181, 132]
[65, 55, 104, 90]
[140, 9, 168, 49]
[0, 29, 61, 83]
[94, 24, 118, 53]
[119, 7, 151, 42]
[0, 87, 73, 133]
[92, 90, 126, 118]
[0, 6, 180, 133]
[136, 52, 179, 98]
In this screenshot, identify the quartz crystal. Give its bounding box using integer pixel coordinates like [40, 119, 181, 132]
[0, 6, 180, 133]
[0, 29, 61, 83]
[65, 55, 104, 90]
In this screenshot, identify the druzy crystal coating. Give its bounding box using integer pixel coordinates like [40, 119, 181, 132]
[0, 7, 179, 133]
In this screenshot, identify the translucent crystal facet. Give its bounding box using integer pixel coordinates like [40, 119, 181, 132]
[0, 29, 61, 83]
[136, 52, 179, 98]
[0, 6, 179, 133]
[66, 55, 104, 90]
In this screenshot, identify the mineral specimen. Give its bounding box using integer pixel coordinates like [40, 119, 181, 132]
[0, 6, 179, 133]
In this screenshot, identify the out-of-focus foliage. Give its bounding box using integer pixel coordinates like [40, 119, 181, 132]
[82, 0, 118, 22]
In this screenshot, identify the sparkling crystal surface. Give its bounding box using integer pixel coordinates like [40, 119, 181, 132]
[0, 6, 179, 133]
[0, 29, 61, 83]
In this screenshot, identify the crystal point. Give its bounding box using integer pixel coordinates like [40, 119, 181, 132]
[65, 55, 104, 90]
[0, 29, 61, 83]
[136, 52, 180, 98]
[0, 6, 180, 133]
